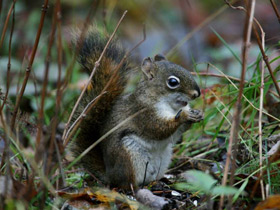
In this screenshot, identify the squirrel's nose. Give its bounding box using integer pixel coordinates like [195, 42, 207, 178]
[190, 88, 201, 99]
[196, 88, 201, 98]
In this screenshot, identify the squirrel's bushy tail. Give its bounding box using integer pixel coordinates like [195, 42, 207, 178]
[76, 28, 129, 99]
[70, 28, 130, 177]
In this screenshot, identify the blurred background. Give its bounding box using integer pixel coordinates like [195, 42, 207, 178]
[0, 0, 279, 117]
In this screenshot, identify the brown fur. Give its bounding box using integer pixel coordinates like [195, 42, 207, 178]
[69, 30, 203, 188]
[69, 29, 130, 183]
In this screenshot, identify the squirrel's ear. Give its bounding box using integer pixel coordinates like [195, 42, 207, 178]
[141, 57, 154, 80]
[154, 54, 166, 61]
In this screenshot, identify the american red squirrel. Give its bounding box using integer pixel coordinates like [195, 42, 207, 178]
[69, 28, 203, 189]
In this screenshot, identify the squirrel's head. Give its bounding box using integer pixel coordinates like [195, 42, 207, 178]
[139, 54, 200, 112]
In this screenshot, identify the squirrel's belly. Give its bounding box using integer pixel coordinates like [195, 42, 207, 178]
[122, 135, 173, 185]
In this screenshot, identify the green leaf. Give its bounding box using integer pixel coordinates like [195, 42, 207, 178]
[212, 186, 239, 196]
[233, 178, 248, 202]
[182, 170, 218, 194]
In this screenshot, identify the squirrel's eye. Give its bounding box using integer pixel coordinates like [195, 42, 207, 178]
[166, 76, 180, 89]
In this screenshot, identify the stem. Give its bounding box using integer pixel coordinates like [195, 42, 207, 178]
[0, 0, 16, 50]
[252, 24, 280, 97]
[35, 2, 57, 149]
[219, 0, 255, 208]
[10, 0, 49, 130]
[258, 27, 265, 200]
[0, 0, 15, 112]
[270, 0, 280, 23]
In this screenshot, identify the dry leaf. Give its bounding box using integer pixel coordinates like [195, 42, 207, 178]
[255, 195, 280, 210]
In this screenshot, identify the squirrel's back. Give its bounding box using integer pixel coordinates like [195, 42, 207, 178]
[70, 28, 130, 178]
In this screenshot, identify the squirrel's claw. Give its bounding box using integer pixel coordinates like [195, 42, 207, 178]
[175, 109, 183, 120]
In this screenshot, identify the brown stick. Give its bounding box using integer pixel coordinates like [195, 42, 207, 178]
[270, 0, 280, 23]
[250, 140, 280, 199]
[191, 71, 279, 98]
[191, 72, 243, 83]
[0, 0, 16, 50]
[50, 0, 66, 188]
[10, 0, 49, 130]
[258, 26, 266, 200]
[44, 0, 65, 188]
[252, 24, 280, 97]
[225, 0, 280, 97]
[62, 10, 128, 142]
[219, 0, 255, 209]
[35, 7, 57, 150]
[0, 1, 15, 112]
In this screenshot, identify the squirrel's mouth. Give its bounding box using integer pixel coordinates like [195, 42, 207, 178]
[176, 99, 188, 107]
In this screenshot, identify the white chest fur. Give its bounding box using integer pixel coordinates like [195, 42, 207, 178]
[154, 97, 177, 120]
[122, 126, 184, 185]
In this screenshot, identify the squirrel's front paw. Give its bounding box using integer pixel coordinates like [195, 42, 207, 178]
[187, 109, 204, 122]
[175, 108, 204, 123]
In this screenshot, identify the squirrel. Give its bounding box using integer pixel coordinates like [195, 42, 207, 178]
[69, 28, 204, 189]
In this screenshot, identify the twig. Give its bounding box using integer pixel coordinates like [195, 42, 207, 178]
[191, 71, 279, 98]
[0, 111, 9, 173]
[258, 25, 266, 200]
[44, 0, 64, 191]
[270, 0, 280, 23]
[10, 0, 49, 130]
[35, 2, 57, 149]
[209, 88, 255, 150]
[63, 24, 146, 146]
[250, 140, 280, 199]
[206, 62, 280, 122]
[191, 72, 242, 83]
[0, 111, 56, 196]
[54, 136, 66, 188]
[0, 113, 13, 204]
[0, 0, 16, 50]
[252, 24, 280, 97]
[0, 1, 15, 112]
[219, 0, 255, 209]
[62, 10, 128, 142]
[225, 0, 280, 97]
[49, 0, 66, 188]
[63, 93, 106, 146]
[55, 0, 63, 109]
